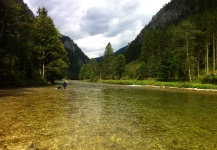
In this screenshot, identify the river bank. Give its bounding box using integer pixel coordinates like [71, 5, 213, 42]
[98, 79, 217, 91]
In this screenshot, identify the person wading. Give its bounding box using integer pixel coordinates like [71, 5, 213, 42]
[63, 80, 68, 89]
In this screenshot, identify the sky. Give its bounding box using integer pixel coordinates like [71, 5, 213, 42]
[23, 0, 170, 58]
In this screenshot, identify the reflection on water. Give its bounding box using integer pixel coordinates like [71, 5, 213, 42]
[0, 81, 217, 149]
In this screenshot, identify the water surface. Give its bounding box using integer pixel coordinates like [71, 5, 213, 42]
[0, 81, 217, 149]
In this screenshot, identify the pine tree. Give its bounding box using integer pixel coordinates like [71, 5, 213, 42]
[114, 54, 126, 79]
[101, 42, 114, 79]
[34, 7, 69, 83]
[172, 20, 198, 81]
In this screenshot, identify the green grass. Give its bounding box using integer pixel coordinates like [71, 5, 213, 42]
[99, 79, 217, 90]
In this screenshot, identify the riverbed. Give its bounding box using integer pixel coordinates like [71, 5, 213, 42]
[0, 80, 217, 149]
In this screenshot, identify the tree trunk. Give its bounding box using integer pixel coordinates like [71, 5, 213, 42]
[206, 42, 209, 75]
[42, 61, 45, 77]
[186, 38, 191, 82]
[197, 61, 200, 77]
[213, 34, 216, 75]
[205, 55, 207, 75]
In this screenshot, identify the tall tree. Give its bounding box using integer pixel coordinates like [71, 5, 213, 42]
[114, 54, 126, 79]
[34, 7, 69, 83]
[172, 20, 198, 81]
[101, 42, 114, 79]
[86, 59, 99, 81]
[159, 48, 177, 79]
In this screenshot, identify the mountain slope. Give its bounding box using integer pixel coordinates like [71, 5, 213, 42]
[125, 0, 217, 63]
[60, 35, 89, 79]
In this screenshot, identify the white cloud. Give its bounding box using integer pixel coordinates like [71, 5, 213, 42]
[23, 0, 170, 58]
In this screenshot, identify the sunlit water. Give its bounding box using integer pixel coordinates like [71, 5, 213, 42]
[0, 81, 217, 149]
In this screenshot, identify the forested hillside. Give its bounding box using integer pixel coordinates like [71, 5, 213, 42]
[126, 0, 217, 63]
[0, 0, 69, 86]
[80, 0, 217, 83]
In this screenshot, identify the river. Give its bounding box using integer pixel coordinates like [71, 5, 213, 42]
[0, 80, 217, 149]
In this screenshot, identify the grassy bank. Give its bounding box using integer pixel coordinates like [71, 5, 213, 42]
[99, 79, 217, 90]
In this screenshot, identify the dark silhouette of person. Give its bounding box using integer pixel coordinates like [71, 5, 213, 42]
[63, 80, 68, 89]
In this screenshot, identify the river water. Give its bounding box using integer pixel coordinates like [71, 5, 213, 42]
[0, 81, 217, 149]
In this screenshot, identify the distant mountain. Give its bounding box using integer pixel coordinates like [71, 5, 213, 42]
[125, 0, 217, 63]
[114, 46, 127, 55]
[60, 35, 89, 79]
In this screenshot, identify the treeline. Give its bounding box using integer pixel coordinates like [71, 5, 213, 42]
[80, 9, 217, 83]
[0, 0, 68, 86]
[79, 43, 126, 81]
[138, 10, 217, 82]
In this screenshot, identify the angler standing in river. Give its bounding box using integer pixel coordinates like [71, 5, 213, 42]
[63, 80, 68, 89]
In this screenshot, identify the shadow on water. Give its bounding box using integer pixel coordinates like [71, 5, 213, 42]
[0, 80, 217, 149]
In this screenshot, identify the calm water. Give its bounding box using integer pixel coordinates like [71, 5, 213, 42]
[0, 81, 217, 149]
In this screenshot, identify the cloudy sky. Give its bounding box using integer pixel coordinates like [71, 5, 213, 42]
[23, 0, 170, 58]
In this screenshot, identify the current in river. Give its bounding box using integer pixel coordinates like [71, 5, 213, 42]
[0, 81, 217, 149]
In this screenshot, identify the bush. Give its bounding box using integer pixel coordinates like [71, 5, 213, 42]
[202, 75, 217, 84]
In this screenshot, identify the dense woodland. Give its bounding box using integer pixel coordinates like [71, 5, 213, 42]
[0, 0, 69, 86]
[80, 0, 217, 84]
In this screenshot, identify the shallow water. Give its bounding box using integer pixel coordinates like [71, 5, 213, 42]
[0, 81, 217, 149]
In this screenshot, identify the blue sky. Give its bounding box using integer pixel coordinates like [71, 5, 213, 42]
[23, 0, 170, 58]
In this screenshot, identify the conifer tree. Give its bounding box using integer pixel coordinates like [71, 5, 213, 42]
[101, 42, 114, 79]
[34, 7, 69, 83]
[172, 20, 198, 81]
[114, 54, 126, 79]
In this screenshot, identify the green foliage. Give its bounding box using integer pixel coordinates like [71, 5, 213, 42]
[127, 9, 217, 83]
[80, 45, 127, 81]
[118, 0, 217, 84]
[34, 7, 69, 83]
[113, 54, 126, 79]
[0, 3, 69, 86]
[79, 59, 99, 81]
[79, 64, 88, 80]
[135, 62, 150, 80]
[99, 79, 217, 90]
[75, 0, 217, 85]
[171, 20, 199, 81]
[0, 0, 37, 86]
[125, 38, 141, 63]
[101, 42, 114, 79]
[159, 49, 177, 79]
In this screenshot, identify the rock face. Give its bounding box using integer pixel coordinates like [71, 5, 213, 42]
[60, 35, 89, 79]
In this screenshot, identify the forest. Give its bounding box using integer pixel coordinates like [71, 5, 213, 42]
[80, 0, 217, 84]
[1, 0, 217, 86]
[0, 0, 69, 86]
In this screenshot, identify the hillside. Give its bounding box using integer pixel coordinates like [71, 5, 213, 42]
[125, 0, 217, 63]
[81, 0, 217, 83]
